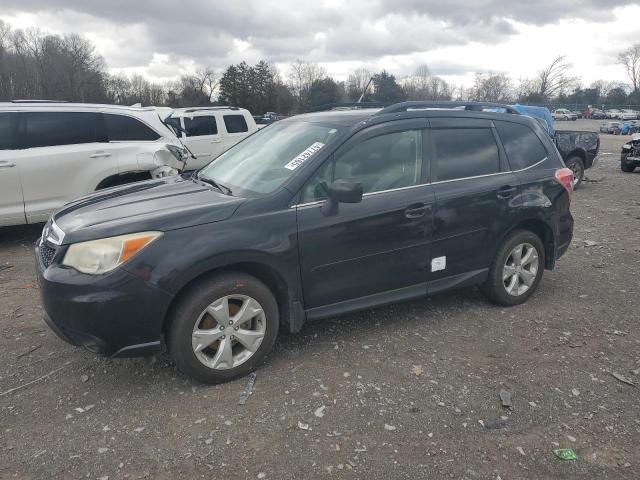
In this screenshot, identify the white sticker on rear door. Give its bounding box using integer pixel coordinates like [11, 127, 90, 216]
[431, 256, 446, 272]
[284, 142, 325, 170]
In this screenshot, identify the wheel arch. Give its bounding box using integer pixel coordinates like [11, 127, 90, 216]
[95, 171, 152, 190]
[162, 260, 299, 337]
[498, 219, 555, 270]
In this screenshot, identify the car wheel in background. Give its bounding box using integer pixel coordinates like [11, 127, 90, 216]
[167, 272, 279, 384]
[565, 157, 585, 189]
[621, 157, 636, 173]
[481, 230, 545, 306]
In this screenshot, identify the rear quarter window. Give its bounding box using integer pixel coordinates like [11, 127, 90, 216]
[104, 114, 160, 141]
[495, 121, 548, 171]
[223, 115, 248, 134]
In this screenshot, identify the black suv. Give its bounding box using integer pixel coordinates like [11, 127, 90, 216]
[37, 101, 575, 383]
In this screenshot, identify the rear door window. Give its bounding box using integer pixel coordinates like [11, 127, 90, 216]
[494, 121, 548, 170]
[184, 115, 218, 137]
[223, 115, 248, 134]
[0, 112, 15, 150]
[432, 128, 500, 181]
[104, 114, 160, 141]
[21, 112, 99, 148]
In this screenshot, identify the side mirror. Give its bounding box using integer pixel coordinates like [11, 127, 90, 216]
[320, 179, 363, 216]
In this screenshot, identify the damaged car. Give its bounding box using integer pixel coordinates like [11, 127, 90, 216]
[621, 133, 640, 172]
[0, 101, 186, 227]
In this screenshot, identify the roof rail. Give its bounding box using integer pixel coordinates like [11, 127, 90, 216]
[182, 106, 240, 113]
[11, 99, 69, 103]
[375, 101, 520, 116]
[307, 102, 389, 113]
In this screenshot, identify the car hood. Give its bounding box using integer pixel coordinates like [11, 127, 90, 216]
[53, 175, 245, 244]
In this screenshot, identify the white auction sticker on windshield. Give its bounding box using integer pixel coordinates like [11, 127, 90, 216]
[284, 142, 325, 170]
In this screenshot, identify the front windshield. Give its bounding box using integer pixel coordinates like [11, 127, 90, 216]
[199, 121, 344, 195]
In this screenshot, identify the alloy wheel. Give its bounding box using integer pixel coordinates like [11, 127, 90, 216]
[502, 243, 539, 296]
[191, 294, 266, 370]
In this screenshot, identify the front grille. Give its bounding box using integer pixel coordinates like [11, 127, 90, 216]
[40, 242, 57, 268]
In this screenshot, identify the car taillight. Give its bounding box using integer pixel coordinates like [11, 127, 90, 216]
[555, 168, 573, 195]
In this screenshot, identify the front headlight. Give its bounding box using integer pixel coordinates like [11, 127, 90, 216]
[166, 145, 186, 162]
[62, 232, 162, 275]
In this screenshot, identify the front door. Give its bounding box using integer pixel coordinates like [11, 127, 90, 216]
[0, 112, 25, 226]
[428, 118, 522, 290]
[182, 114, 223, 168]
[296, 120, 434, 311]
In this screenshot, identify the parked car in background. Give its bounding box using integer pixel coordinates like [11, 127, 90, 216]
[571, 110, 583, 119]
[619, 110, 638, 121]
[552, 109, 577, 121]
[620, 120, 640, 135]
[621, 133, 640, 172]
[590, 109, 607, 120]
[36, 100, 575, 383]
[166, 107, 258, 170]
[0, 101, 185, 227]
[600, 121, 622, 134]
[513, 105, 599, 189]
[605, 109, 622, 119]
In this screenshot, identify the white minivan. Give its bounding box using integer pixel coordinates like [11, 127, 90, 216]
[0, 102, 185, 227]
[166, 107, 259, 169]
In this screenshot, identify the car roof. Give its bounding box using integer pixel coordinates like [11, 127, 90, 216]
[0, 101, 159, 112]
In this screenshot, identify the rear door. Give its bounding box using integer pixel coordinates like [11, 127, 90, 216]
[16, 111, 110, 223]
[296, 120, 434, 312]
[0, 112, 26, 226]
[429, 118, 521, 291]
[182, 114, 223, 167]
[221, 113, 250, 151]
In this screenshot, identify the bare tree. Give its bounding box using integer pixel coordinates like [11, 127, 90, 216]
[470, 72, 513, 103]
[618, 44, 640, 93]
[193, 67, 219, 102]
[535, 55, 578, 100]
[287, 59, 327, 108]
[346, 67, 373, 101]
[401, 64, 452, 100]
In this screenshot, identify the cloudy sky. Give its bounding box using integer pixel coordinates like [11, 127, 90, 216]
[1, 1, 639, 87]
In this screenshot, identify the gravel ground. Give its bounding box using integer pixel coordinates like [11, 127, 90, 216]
[1, 119, 639, 479]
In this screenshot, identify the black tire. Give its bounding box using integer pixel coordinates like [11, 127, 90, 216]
[481, 230, 545, 306]
[621, 157, 636, 173]
[167, 272, 279, 384]
[564, 157, 585, 189]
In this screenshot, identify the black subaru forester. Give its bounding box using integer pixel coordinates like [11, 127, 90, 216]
[37, 101, 574, 383]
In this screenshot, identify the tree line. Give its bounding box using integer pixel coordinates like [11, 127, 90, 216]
[1, 21, 639, 114]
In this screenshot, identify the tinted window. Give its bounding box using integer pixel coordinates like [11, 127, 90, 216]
[223, 115, 248, 133]
[432, 128, 499, 181]
[184, 116, 218, 136]
[164, 117, 181, 135]
[303, 130, 423, 202]
[495, 121, 548, 170]
[104, 114, 160, 141]
[0, 113, 14, 150]
[22, 112, 99, 148]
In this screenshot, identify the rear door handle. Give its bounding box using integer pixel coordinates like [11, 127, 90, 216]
[90, 152, 112, 158]
[497, 186, 517, 199]
[211, 139, 222, 143]
[405, 203, 427, 218]
[0, 161, 16, 168]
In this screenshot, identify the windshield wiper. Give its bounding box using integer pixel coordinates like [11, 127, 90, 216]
[196, 173, 233, 195]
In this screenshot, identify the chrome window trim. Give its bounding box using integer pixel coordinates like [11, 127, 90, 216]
[290, 157, 547, 208]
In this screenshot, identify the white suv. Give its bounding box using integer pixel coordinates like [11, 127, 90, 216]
[166, 107, 258, 170]
[552, 109, 577, 121]
[0, 102, 185, 227]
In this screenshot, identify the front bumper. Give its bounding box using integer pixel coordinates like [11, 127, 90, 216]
[36, 240, 173, 357]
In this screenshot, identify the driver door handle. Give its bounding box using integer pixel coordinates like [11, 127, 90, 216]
[405, 203, 427, 218]
[90, 151, 112, 158]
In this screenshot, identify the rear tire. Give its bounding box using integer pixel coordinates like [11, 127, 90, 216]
[167, 272, 279, 384]
[565, 157, 585, 189]
[481, 230, 545, 306]
[621, 158, 636, 173]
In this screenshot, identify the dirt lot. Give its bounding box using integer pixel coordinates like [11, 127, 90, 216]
[1, 119, 639, 479]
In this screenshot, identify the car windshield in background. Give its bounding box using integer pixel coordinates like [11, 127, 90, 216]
[198, 121, 344, 195]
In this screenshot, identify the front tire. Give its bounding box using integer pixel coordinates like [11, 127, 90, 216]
[167, 272, 279, 384]
[565, 157, 585, 189]
[621, 157, 636, 173]
[481, 230, 545, 306]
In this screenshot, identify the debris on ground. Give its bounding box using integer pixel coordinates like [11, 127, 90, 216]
[0, 264, 13, 273]
[499, 388, 513, 409]
[314, 405, 326, 418]
[16, 344, 42, 359]
[516, 447, 525, 456]
[553, 448, 578, 461]
[297, 421, 310, 431]
[411, 365, 424, 376]
[238, 372, 257, 405]
[583, 240, 599, 247]
[384, 424, 396, 431]
[0, 362, 70, 396]
[611, 372, 635, 386]
[484, 419, 508, 430]
[80, 374, 89, 383]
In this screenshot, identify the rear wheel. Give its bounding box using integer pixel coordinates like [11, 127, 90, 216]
[167, 272, 279, 384]
[565, 157, 585, 189]
[481, 230, 545, 306]
[621, 157, 636, 173]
